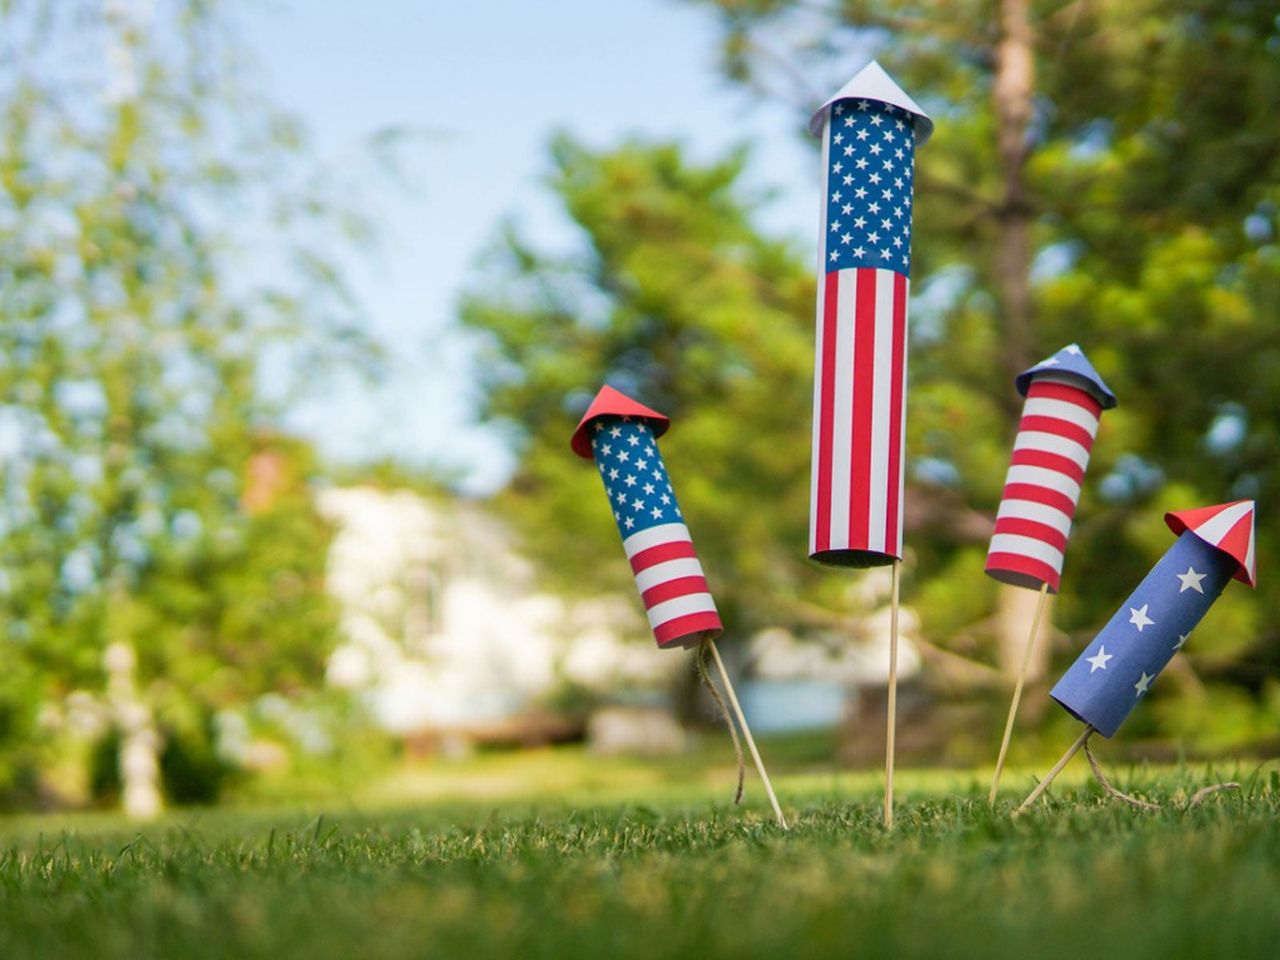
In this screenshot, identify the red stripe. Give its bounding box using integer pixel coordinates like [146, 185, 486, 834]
[1010, 448, 1086, 484]
[884, 271, 906, 555]
[1016, 415, 1096, 450]
[654, 611, 723, 648]
[629, 539, 696, 574]
[985, 552, 1061, 592]
[849, 269, 876, 548]
[640, 575, 710, 609]
[814, 272, 839, 553]
[992, 517, 1069, 552]
[1001, 483, 1078, 518]
[1026, 379, 1102, 415]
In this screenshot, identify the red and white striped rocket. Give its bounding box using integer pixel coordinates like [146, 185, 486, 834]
[571, 386, 722, 649]
[985, 344, 1118, 592]
[807, 61, 933, 567]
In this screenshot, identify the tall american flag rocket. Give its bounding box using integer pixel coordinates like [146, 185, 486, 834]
[808, 61, 933, 567]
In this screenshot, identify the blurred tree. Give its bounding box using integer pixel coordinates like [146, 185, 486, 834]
[0, 1, 371, 811]
[687, 0, 1280, 729]
[466, 1, 1280, 746]
[461, 137, 823, 633]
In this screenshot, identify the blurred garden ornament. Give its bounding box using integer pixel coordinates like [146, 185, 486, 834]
[984, 344, 1117, 804]
[1015, 500, 1256, 815]
[806, 61, 931, 828]
[572, 386, 787, 828]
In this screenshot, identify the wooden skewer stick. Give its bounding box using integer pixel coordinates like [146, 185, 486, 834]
[706, 638, 788, 830]
[884, 558, 901, 829]
[1013, 724, 1094, 817]
[988, 581, 1051, 805]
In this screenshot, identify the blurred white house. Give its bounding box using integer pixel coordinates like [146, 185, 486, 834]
[315, 486, 923, 743]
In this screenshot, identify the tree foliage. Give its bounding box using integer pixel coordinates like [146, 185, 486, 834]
[0, 0, 365, 799]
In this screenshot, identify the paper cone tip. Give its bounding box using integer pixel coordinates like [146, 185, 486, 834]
[569, 385, 671, 458]
[1165, 500, 1256, 587]
[808, 59, 933, 144]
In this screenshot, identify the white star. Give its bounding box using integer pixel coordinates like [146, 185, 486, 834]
[617, 451, 629, 462]
[843, 174, 854, 185]
[843, 116, 854, 127]
[831, 220, 842, 232]
[867, 231, 880, 244]
[870, 113, 883, 126]
[1134, 672, 1154, 697]
[895, 147, 905, 160]
[841, 233, 853, 244]
[626, 434, 641, 446]
[829, 251, 839, 262]
[1039, 356, 1061, 367]
[856, 100, 869, 111]
[660, 493, 671, 505]
[624, 474, 637, 487]
[632, 499, 645, 512]
[593, 421, 604, 432]
[609, 426, 622, 438]
[893, 236, 903, 249]
[843, 147, 854, 159]
[869, 143, 882, 156]
[652, 469, 662, 480]
[635, 458, 648, 471]
[855, 157, 868, 170]
[1173, 633, 1189, 652]
[832, 162, 843, 174]
[624, 516, 635, 529]
[883, 129, 895, 142]
[617, 492, 627, 504]
[868, 201, 881, 214]
[608, 468, 619, 480]
[854, 187, 868, 199]
[834, 104, 844, 116]
[644, 444, 654, 455]
[833, 131, 843, 143]
[1129, 604, 1155, 632]
[831, 191, 842, 202]
[600, 443, 611, 455]
[1064, 344, 1082, 355]
[856, 128, 870, 141]
[894, 177, 904, 189]
[842, 203, 853, 215]
[1176, 567, 1207, 594]
[881, 218, 893, 230]
[1086, 646, 1113, 673]
[895, 119, 905, 130]
[879, 248, 892, 259]
[852, 246, 866, 258]
[853, 216, 867, 229]
[650, 507, 663, 519]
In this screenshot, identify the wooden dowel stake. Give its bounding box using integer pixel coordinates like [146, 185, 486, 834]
[1013, 725, 1094, 816]
[884, 558, 901, 829]
[707, 639, 788, 830]
[988, 581, 1050, 805]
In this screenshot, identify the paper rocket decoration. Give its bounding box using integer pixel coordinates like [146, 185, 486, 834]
[1050, 500, 1256, 737]
[808, 61, 931, 568]
[571, 386, 721, 649]
[986, 344, 1117, 592]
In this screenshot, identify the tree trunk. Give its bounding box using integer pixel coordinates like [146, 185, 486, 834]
[993, 0, 1049, 683]
[104, 641, 163, 819]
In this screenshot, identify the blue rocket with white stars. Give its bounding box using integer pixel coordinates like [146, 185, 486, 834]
[1051, 500, 1256, 737]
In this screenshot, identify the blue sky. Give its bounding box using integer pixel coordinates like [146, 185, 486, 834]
[245, 0, 820, 493]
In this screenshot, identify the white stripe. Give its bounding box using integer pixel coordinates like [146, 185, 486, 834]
[633, 557, 707, 594]
[996, 498, 1074, 537]
[622, 522, 691, 559]
[895, 277, 909, 549]
[865, 269, 895, 553]
[809, 125, 832, 555]
[1190, 500, 1253, 560]
[1005, 464, 1081, 503]
[1014, 430, 1092, 471]
[1244, 511, 1256, 582]
[645, 592, 719, 631]
[1022, 396, 1100, 437]
[828, 269, 859, 548]
[988, 533, 1064, 571]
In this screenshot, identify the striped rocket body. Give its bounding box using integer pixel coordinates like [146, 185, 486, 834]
[985, 376, 1102, 592]
[809, 96, 915, 567]
[588, 417, 721, 649]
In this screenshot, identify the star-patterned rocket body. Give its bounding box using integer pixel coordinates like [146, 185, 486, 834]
[808, 61, 931, 568]
[1050, 500, 1256, 737]
[570, 386, 721, 649]
[986, 344, 1117, 592]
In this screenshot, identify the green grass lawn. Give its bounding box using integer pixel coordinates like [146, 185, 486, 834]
[2, 741, 1278, 959]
